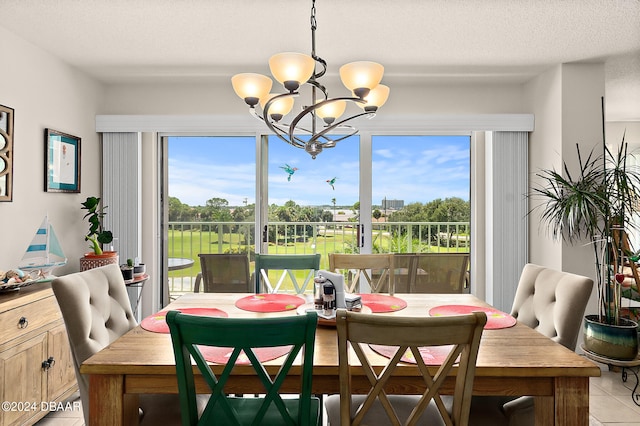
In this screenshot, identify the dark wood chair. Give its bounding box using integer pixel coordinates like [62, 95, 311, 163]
[195, 253, 252, 293]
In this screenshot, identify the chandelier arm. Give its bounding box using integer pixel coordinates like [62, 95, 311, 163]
[261, 92, 307, 148]
[307, 113, 373, 145]
[288, 96, 367, 145]
[312, 126, 359, 147]
[270, 130, 309, 149]
[307, 79, 329, 99]
[311, 55, 327, 81]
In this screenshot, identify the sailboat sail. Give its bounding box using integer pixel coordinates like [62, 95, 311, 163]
[19, 216, 67, 276]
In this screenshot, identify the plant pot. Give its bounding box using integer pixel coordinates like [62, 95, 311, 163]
[120, 266, 134, 280]
[583, 314, 639, 361]
[80, 251, 119, 271]
[133, 263, 146, 277]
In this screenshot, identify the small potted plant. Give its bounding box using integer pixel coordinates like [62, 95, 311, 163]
[133, 259, 146, 277]
[79, 196, 119, 271]
[121, 258, 134, 280]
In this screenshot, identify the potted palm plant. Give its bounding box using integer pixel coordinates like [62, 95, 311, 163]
[532, 138, 640, 360]
[79, 196, 118, 271]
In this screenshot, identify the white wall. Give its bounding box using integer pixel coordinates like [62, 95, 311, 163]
[0, 25, 104, 274]
[100, 77, 527, 115]
[525, 63, 606, 279]
[607, 121, 640, 146]
[524, 64, 605, 350]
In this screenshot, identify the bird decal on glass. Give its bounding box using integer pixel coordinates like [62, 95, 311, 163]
[326, 177, 337, 190]
[280, 164, 298, 181]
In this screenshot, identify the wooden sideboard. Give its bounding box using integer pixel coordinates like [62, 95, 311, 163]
[0, 283, 77, 426]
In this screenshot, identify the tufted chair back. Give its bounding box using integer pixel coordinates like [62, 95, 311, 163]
[52, 263, 138, 424]
[510, 263, 593, 351]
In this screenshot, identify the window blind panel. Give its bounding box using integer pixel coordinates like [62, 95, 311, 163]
[101, 132, 141, 265]
[486, 131, 528, 312]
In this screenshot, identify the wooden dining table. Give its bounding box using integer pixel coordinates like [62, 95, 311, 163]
[80, 293, 600, 425]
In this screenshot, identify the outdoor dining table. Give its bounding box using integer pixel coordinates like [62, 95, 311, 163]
[80, 292, 600, 426]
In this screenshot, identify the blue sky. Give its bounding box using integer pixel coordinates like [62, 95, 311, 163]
[168, 135, 470, 207]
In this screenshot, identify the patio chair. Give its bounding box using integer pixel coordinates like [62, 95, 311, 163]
[195, 253, 252, 292]
[456, 263, 594, 426]
[254, 253, 321, 294]
[52, 264, 201, 425]
[166, 310, 320, 425]
[328, 253, 395, 294]
[325, 309, 487, 425]
[408, 253, 470, 293]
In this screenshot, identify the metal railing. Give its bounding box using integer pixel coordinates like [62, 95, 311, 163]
[167, 221, 470, 296]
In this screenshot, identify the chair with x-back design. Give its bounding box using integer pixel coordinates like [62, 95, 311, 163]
[328, 253, 395, 294]
[166, 310, 321, 425]
[325, 309, 486, 426]
[254, 253, 321, 294]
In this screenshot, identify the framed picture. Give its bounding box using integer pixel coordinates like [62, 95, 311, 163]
[45, 128, 81, 193]
[0, 104, 14, 202]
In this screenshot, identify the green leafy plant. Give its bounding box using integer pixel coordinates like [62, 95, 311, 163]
[81, 196, 114, 255]
[531, 138, 640, 324]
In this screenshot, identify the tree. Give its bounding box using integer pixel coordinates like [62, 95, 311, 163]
[321, 210, 333, 222]
[202, 197, 229, 221]
[373, 209, 382, 220]
[388, 197, 470, 241]
[352, 201, 360, 222]
[168, 196, 191, 221]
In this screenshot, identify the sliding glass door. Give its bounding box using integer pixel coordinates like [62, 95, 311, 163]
[163, 133, 471, 297]
[263, 135, 360, 271]
[166, 136, 256, 299]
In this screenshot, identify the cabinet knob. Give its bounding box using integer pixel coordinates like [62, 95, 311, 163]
[17, 316, 28, 329]
[41, 356, 56, 370]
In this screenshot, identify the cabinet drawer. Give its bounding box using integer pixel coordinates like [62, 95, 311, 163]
[0, 296, 62, 344]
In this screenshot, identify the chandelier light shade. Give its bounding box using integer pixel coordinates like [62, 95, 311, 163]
[269, 53, 316, 91]
[316, 99, 346, 124]
[339, 61, 385, 99]
[231, 0, 389, 159]
[260, 94, 295, 121]
[231, 73, 272, 107]
[358, 84, 390, 112]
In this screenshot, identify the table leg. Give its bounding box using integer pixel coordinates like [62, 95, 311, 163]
[89, 374, 134, 425]
[534, 396, 553, 426]
[552, 377, 589, 425]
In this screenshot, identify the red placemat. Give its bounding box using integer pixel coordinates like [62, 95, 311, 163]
[369, 344, 457, 365]
[199, 345, 293, 365]
[235, 294, 306, 312]
[428, 304, 517, 329]
[359, 294, 407, 313]
[140, 307, 228, 333]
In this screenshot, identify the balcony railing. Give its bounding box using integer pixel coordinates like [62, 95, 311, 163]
[167, 221, 470, 297]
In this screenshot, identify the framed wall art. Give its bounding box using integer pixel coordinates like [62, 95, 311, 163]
[45, 128, 81, 193]
[0, 104, 14, 202]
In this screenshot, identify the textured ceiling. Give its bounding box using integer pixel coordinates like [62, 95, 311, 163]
[1, 0, 639, 120]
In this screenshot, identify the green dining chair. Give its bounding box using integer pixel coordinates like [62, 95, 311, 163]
[166, 310, 321, 426]
[254, 253, 321, 293]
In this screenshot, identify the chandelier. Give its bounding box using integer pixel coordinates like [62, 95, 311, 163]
[231, 0, 389, 159]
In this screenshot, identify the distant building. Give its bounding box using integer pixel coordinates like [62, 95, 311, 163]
[381, 199, 404, 210]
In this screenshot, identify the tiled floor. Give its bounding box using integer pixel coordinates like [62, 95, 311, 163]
[36, 360, 640, 425]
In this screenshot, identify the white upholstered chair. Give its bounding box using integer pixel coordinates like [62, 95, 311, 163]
[462, 263, 594, 426]
[52, 263, 195, 425]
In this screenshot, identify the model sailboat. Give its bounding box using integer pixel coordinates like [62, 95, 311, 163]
[19, 215, 67, 278]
